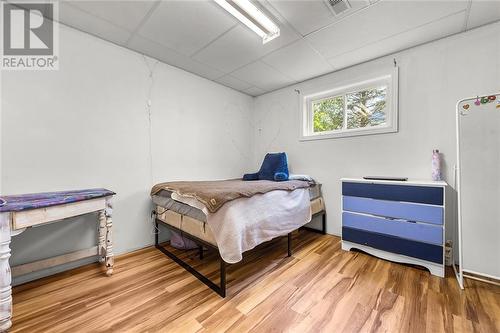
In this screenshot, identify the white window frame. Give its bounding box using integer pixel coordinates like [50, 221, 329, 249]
[300, 68, 398, 141]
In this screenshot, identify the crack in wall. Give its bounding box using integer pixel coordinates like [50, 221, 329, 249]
[141, 54, 161, 237]
[141, 54, 159, 187]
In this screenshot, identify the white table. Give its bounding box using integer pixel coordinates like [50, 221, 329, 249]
[0, 189, 115, 331]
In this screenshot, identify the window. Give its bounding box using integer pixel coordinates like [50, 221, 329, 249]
[301, 69, 398, 140]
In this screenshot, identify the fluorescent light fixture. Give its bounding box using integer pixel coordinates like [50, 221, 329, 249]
[214, 0, 280, 44]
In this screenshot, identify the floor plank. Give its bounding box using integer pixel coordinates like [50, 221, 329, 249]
[11, 232, 500, 333]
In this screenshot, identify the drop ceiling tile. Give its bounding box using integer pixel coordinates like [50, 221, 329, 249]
[328, 11, 465, 70]
[193, 21, 301, 73]
[244, 86, 267, 96]
[192, 26, 263, 73]
[136, 1, 237, 56]
[215, 75, 253, 91]
[265, 0, 334, 36]
[127, 35, 224, 80]
[467, 0, 500, 30]
[59, 2, 132, 45]
[262, 39, 333, 82]
[266, 0, 370, 36]
[66, 1, 156, 32]
[231, 60, 296, 91]
[307, 0, 469, 59]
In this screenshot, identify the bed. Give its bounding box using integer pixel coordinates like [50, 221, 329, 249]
[151, 179, 326, 297]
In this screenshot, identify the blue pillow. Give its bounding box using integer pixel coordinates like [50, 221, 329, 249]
[243, 153, 289, 181]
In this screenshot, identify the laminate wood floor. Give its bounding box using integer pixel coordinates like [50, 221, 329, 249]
[12, 231, 500, 332]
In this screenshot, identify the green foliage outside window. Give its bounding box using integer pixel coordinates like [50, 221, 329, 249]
[313, 96, 344, 132]
[312, 86, 387, 133]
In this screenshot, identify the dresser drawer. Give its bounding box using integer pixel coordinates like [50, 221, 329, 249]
[342, 227, 443, 264]
[343, 196, 443, 225]
[342, 212, 442, 245]
[342, 182, 443, 205]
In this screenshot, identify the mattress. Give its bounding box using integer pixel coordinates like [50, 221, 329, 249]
[154, 184, 325, 247]
[152, 184, 322, 221]
[152, 189, 207, 222]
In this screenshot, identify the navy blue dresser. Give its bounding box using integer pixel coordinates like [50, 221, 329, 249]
[341, 178, 446, 277]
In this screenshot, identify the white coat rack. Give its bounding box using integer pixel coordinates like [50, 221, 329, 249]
[455, 92, 500, 289]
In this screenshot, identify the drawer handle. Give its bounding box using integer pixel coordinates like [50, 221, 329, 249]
[385, 217, 416, 223]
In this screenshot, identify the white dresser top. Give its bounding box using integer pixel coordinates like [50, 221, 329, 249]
[341, 177, 448, 187]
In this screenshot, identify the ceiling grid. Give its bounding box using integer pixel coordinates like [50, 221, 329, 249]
[42, 0, 500, 96]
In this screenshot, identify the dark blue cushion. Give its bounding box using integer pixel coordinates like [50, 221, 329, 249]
[242, 172, 259, 181]
[243, 153, 289, 181]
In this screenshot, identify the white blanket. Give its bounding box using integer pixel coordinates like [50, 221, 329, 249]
[173, 189, 312, 263]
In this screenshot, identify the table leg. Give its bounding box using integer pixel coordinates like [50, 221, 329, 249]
[98, 210, 106, 263]
[0, 213, 12, 331]
[105, 198, 114, 276]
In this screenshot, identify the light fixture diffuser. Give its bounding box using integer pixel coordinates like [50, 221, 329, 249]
[214, 0, 280, 44]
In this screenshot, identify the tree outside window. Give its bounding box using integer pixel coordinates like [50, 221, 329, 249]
[313, 95, 344, 132]
[346, 86, 387, 129]
[312, 86, 387, 133]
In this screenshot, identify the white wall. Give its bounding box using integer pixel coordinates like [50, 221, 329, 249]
[252, 22, 500, 240]
[1, 23, 253, 284]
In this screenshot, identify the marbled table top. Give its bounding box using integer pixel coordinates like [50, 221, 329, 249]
[0, 188, 115, 212]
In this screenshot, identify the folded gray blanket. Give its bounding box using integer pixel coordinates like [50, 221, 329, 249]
[152, 190, 206, 222]
[150, 179, 311, 213]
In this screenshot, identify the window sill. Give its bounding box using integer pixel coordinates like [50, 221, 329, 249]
[299, 126, 398, 141]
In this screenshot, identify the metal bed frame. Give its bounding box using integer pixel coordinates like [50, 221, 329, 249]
[154, 210, 326, 298]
